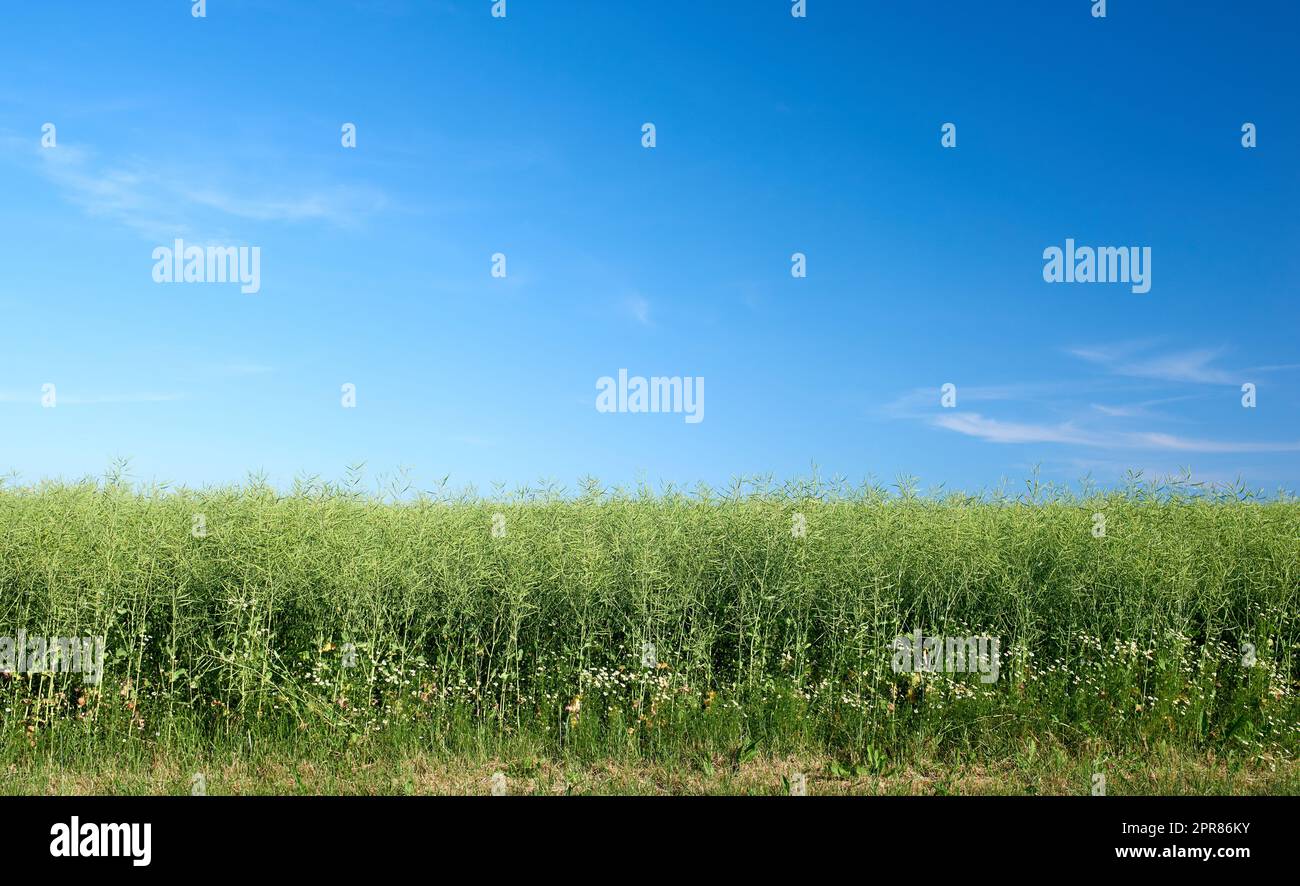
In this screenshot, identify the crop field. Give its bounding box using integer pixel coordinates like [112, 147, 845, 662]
[2, 476, 1298, 795]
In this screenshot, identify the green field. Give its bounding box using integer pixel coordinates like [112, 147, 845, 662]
[2, 475, 1297, 795]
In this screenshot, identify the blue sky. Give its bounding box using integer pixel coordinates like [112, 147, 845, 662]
[1, 1, 1297, 495]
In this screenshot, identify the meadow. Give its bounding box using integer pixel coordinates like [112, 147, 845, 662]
[1, 472, 1297, 795]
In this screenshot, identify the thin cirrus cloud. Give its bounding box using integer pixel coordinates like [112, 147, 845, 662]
[1067, 342, 1300, 385]
[890, 341, 1300, 455]
[205, 361, 276, 378]
[932, 412, 1300, 454]
[1089, 394, 1202, 420]
[12, 136, 388, 240]
[624, 294, 652, 327]
[1069, 344, 1237, 384]
[881, 383, 1062, 417]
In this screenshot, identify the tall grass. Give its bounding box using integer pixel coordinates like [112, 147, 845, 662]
[1, 472, 1297, 778]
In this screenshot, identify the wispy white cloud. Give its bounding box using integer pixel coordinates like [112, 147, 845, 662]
[881, 382, 1071, 418]
[175, 183, 387, 226]
[933, 412, 1300, 453]
[1123, 431, 1300, 454]
[1090, 403, 1142, 418]
[1067, 341, 1298, 386]
[1069, 343, 1234, 383]
[1088, 394, 1200, 420]
[933, 413, 1097, 446]
[5, 136, 387, 239]
[624, 294, 652, 327]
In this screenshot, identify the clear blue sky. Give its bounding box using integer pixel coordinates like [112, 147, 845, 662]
[1, 1, 1297, 494]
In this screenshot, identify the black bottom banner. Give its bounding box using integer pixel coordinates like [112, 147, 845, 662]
[3, 795, 1286, 871]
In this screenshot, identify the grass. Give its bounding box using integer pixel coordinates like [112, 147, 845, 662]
[8, 747, 1299, 796]
[1, 470, 1297, 795]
